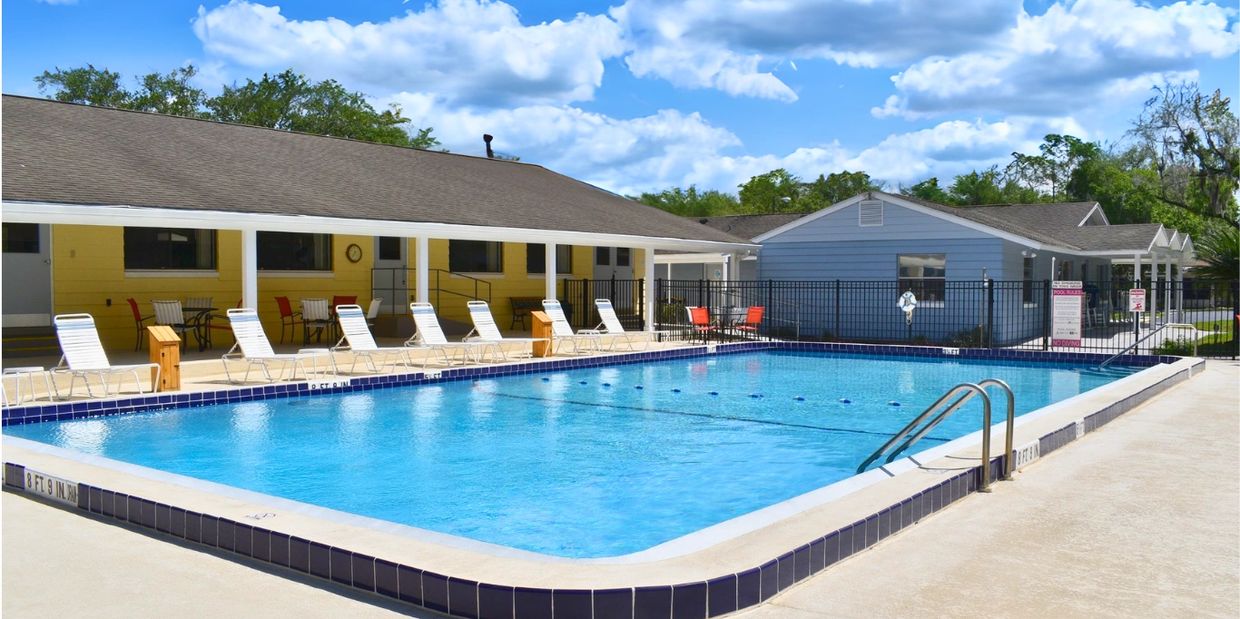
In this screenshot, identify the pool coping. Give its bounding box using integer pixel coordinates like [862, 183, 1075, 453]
[2, 342, 1202, 618]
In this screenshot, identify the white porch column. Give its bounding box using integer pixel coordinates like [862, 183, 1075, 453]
[241, 228, 258, 309]
[644, 248, 656, 333]
[1163, 253, 1173, 323]
[1175, 262, 1184, 323]
[415, 236, 429, 304]
[545, 242, 557, 301]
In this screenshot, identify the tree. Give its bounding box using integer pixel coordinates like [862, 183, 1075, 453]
[35, 65, 129, 108]
[34, 64, 439, 150]
[130, 66, 209, 117]
[738, 168, 802, 213]
[901, 177, 954, 204]
[801, 170, 882, 209]
[1192, 223, 1239, 282]
[1006, 134, 1101, 200]
[637, 185, 740, 217]
[1130, 83, 1239, 220]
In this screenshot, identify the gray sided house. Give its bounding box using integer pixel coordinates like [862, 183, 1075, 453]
[752, 192, 1192, 344]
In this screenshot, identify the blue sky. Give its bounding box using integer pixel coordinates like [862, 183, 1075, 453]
[5, 0, 1238, 197]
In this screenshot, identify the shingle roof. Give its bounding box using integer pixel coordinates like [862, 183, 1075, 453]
[897, 195, 1103, 248]
[690, 213, 808, 241]
[1, 95, 749, 245]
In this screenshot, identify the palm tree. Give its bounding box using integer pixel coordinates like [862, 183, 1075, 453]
[1193, 223, 1239, 281]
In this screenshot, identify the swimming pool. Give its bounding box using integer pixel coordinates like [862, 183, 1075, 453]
[5, 349, 1138, 558]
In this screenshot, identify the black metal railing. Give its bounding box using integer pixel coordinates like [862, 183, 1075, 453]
[561, 277, 646, 330]
[652, 278, 1237, 358]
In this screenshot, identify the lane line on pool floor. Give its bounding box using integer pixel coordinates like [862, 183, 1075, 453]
[490, 391, 952, 443]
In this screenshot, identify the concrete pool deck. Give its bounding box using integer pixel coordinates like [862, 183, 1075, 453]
[4, 357, 1235, 617]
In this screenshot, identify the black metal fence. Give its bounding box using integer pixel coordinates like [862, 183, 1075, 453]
[563, 278, 1237, 358]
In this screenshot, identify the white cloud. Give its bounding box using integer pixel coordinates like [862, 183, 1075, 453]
[613, 0, 1019, 101]
[192, 0, 625, 106]
[880, 0, 1240, 118]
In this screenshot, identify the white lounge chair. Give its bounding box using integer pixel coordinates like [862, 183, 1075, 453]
[331, 304, 415, 373]
[465, 300, 547, 361]
[594, 299, 666, 350]
[51, 313, 161, 398]
[405, 302, 498, 366]
[541, 299, 604, 354]
[223, 308, 335, 383]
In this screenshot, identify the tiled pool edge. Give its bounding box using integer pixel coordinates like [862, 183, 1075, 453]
[2, 356, 1202, 618]
[1, 341, 1178, 427]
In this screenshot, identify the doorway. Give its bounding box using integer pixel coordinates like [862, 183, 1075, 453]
[2, 223, 52, 327]
[373, 236, 408, 315]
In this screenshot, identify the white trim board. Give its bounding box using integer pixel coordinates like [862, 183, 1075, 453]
[2, 201, 758, 254]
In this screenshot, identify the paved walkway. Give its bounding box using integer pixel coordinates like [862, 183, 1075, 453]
[741, 359, 1240, 618]
[3, 361, 1238, 618]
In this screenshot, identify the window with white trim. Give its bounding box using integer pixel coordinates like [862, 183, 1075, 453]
[124, 228, 217, 270]
[897, 254, 946, 304]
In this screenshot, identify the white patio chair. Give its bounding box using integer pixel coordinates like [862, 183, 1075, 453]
[51, 313, 161, 398]
[300, 298, 333, 344]
[365, 298, 383, 327]
[151, 299, 193, 350]
[331, 304, 415, 373]
[405, 302, 499, 366]
[223, 308, 335, 383]
[465, 300, 546, 361]
[594, 299, 667, 350]
[541, 299, 604, 354]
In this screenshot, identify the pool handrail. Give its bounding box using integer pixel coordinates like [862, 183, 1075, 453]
[856, 379, 1014, 491]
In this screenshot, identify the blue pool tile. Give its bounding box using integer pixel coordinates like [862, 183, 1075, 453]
[351, 553, 375, 592]
[477, 582, 514, 619]
[329, 547, 351, 585]
[809, 537, 826, 573]
[706, 575, 737, 617]
[822, 532, 841, 568]
[634, 586, 672, 619]
[793, 543, 811, 582]
[374, 559, 399, 600]
[88, 486, 102, 514]
[776, 551, 795, 591]
[199, 515, 218, 547]
[156, 503, 172, 533]
[170, 507, 186, 539]
[552, 589, 591, 619]
[397, 565, 423, 605]
[422, 571, 449, 614]
[139, 498, 157, 529]
[592, 588, 632, 619]
[758, 559, 778, 602]
[99, 489, 116, 517]
[513, 587, 553, 617]
[216, 518, 236, 552]
[183, 510, 201, 542]
[251, 527, 270, 562]
[288, 536, 310, 573]
[672, 582, 706, 619]
[269, 531, 289, 567]
[736, 568, 760, 610]
[308, 541, 331, 579]
[878, 507, 892, 541]
[448, 577, 478, 619]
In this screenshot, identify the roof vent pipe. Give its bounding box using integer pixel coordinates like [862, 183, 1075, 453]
[483, 134, 494, 158]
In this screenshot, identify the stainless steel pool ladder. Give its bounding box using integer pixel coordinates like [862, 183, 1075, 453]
[856, 379, 1014, 493]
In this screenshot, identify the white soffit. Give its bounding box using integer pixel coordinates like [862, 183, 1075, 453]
[2, 201, 757, 254]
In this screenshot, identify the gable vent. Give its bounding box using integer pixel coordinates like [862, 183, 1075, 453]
[858, 200, 884, 227]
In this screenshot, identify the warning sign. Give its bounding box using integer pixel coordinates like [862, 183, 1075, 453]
[1051, 281, 1083, 347]
[1128, 288, 1147, 313]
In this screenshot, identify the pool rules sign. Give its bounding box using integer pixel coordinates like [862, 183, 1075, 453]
[1052, 281, 1083, 347]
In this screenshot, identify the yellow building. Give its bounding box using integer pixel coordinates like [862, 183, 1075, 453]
[1, 95, 752, 353]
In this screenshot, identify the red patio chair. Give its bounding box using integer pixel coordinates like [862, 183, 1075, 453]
[126, 297, 154, 351]
[275, 296, 302, 344]
[686, 306, 717, 342]
[733, 306, 765, 337]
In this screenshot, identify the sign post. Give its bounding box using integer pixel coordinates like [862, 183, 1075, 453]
[1128, 288, 1147, 337]
[1051, 281, 1083, 348]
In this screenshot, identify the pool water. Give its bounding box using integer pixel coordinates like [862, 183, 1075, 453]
[5, 351, 1138, 557]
